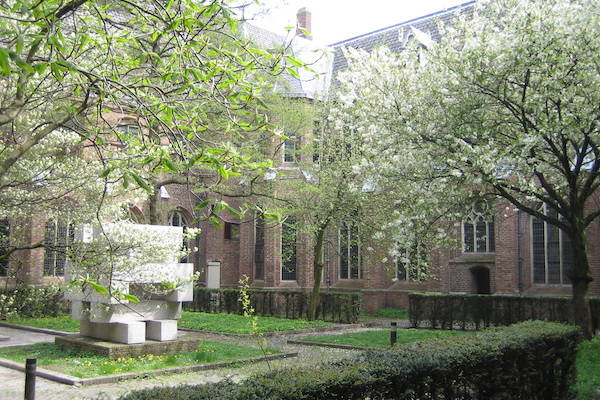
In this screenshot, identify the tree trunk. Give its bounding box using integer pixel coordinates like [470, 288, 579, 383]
[569, 227, 593, 339]
[308, 227, 326, 321]
[148, 187, 160, 225]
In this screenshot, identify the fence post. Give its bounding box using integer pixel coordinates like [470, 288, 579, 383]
[390, 322, 397, 347]
[24, 358, 36, 400]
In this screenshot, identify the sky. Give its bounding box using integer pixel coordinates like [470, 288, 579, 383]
[246, 0, 471, 45]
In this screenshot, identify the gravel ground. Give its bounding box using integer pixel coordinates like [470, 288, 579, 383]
[0, 326, 380, 400]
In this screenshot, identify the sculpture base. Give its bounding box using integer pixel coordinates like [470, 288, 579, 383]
[55, 334, 200, 359]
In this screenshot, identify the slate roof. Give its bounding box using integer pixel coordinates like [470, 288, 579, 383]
[330, 1, 475, 77]
[242, 23, 332, 99]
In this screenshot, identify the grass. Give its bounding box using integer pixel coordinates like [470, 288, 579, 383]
[0, 341, 274, 378]
[576, 336, 600, 400]
[178, 311, 332, 334]
[5, 311, 332, 334]
[299, 328, 469, 349]
[371, 308, 409, 320]
[5, 315, 79, 332]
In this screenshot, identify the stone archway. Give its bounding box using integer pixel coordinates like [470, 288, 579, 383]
[470, 266, 491, 294]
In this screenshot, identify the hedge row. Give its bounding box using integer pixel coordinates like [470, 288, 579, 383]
[409, 292, 600, 331]
[0, 285, 68, 318]
[119, 321, 581, 400]
[184, 287, 362, 323]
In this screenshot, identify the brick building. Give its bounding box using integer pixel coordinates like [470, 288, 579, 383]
[2, 3, 600, 314]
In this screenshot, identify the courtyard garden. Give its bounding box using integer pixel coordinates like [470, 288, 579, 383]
[0, 340, 274, 378]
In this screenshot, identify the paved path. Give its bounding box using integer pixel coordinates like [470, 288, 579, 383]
[0, 326, 378, 400]
[0, 326, 55, 347]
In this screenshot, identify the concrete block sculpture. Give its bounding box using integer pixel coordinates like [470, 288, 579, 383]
[65, 223, 194, 344]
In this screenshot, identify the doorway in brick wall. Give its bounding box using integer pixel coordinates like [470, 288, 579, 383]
[470, 266, 491, 294]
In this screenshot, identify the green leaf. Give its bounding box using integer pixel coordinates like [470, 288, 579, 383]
[286, 55, 305, 68]
[122, 294, 140, 303]
[162, 157, 178, 173]
[0, 48, 10, 75]
[286, 67, 300, 79]
[90, 282, 108, 295]
[50, 62, 64, 81]
[99, 166, 115, 178]
[223, 202, 243, 218]
[15, 36, 23, 55]
[193, 199, 211, 210]
[130, 172, 152, 191]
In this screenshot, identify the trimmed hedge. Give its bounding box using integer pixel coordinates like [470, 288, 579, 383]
[119, 321, 581, 400]
[409, 292, 600, 331]
[184, 287, 361, 323]
[0, 285, 68, 318]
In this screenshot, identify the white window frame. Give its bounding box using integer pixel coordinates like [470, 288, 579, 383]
[462, 204, 495, 253]
[43, 219, 73, 277]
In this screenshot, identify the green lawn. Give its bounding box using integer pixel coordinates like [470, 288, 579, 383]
[178, 311, 332, 334]
[299, 328, 470, 348]
[576, 336, 600, 400]
[367, 308, 409, 320]
[6, 315, 79, 332]
[6, 311, 332, 334]
[0, 341, 273, 378]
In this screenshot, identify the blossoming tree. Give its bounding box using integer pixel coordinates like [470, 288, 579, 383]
[334, 0, 600, 336]
[0, 1, 299, 284]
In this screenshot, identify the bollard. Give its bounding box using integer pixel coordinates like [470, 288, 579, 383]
[390, 322, 397, 346]
[25, 358, 36, 400]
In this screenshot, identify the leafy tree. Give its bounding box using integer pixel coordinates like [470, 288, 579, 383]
[334, 0, 600, 336]
[0, 0, 294, 276]
[264, 97, 393, 320]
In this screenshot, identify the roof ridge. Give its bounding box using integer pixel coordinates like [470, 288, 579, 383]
[329, 0, 476, 47]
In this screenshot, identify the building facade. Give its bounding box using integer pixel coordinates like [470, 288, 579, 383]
[2, 3, 600, 314]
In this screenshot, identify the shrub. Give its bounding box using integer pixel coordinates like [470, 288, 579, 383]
[184, 287, 361, 323]
[119, 321, 581, 400]
[409, 292, 600, 331]
[0, 285, 68, 318]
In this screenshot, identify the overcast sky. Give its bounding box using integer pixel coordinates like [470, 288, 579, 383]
[247, 0, 471, 45]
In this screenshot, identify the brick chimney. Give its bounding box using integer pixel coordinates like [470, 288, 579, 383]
[296, 7, 312, 40]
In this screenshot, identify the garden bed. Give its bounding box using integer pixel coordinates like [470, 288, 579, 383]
[0, 341, 296, 386]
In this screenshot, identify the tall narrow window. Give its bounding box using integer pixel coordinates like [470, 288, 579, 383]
[0, 219, 9, 277]
[44, 220, 73, 277]
[532, 205, 573, 285]
[224, 222, 240, 240]
[254, 214, 265, 280]
[283, 136, 297, 163]
[463, 203, 495, 253]
[169, 210, 188, 263]
[281, 216, 297, 281]
[312, 120, 322, 163]
[339, 221, 361, 279]
[395, 244, 426, 282]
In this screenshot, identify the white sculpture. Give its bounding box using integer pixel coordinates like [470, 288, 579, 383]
[65, 223, 194, 344]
